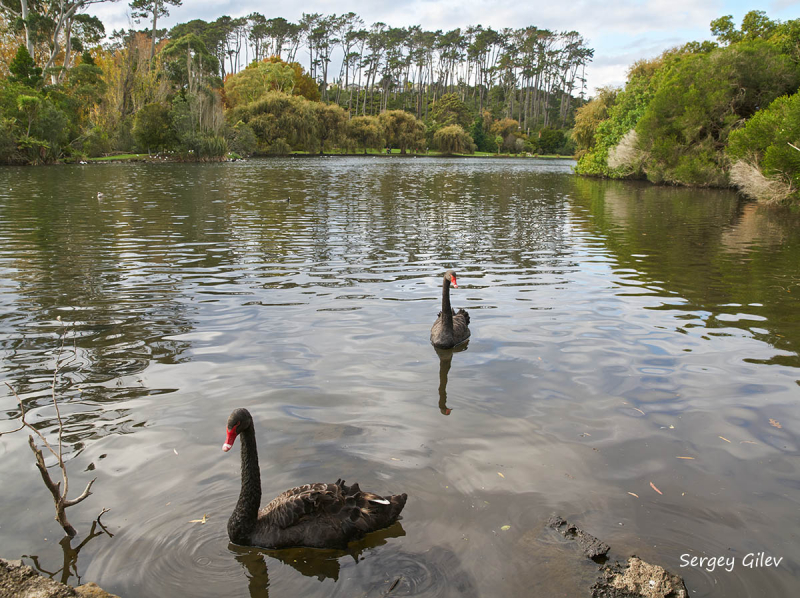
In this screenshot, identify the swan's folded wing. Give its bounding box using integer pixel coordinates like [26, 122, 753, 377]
[259, 482, 342, 529]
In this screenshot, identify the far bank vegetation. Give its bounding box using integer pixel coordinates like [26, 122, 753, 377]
[0, 7, 593, 164]
[573, 10, 800, 204]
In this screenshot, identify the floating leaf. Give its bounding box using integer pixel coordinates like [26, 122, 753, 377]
[632, 407, 645, 416]
[649, 482, 663, 495]
[391, 457, 401, 461]
[740, 440, 757, 445]
[719, 436, 731, 443]
[769, 419, 782, 429]
[627, 492, 639, 498]
[189, 514, 208, 524]
[497, 472, 505, 478]
[676, 456, 695, 460]
[500, 525, 511, 531]
[173, 448, 178, 455]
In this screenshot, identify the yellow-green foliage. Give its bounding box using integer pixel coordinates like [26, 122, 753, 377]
[378, 110, 425, 154]
[433, 124, 475, 155]
[347, 115, 383, 154]
[572, 87, 617, 155]
[224, 60, 295, 108]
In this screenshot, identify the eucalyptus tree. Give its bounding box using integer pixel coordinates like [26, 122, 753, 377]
[382, 27, 408, 109]
[299, 12, 321, 78]
[1, 0, 116, 82]
[247, 12, 267, 62]
[335, 12, 364, 105]
[360, 22, 387, 115]
[310, 14, 339, 100]
[130, 0, 182, 61]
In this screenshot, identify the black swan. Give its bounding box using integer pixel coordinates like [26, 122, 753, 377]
[222, 408, 407, 549]
[430, 270, 470, 349]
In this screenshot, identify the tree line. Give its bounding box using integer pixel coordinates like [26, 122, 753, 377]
[0, 3, 592, 164]
[574, 10, 800, 204]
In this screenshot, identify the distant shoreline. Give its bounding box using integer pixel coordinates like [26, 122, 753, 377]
[73, 153, 576, 165]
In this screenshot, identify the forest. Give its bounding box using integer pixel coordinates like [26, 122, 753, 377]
[0, 2, 593, 164]
[573, 10, 800, 204]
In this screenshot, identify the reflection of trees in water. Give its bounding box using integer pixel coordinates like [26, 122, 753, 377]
[0, 166, 242, 446]
[221, 163, 577, 291]
[569, 177, 800, 366]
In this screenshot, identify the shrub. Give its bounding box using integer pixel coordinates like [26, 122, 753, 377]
[82, 126, 112, 157]
[727, 91, 800, 203]
[133, 103, 174, 153]
[267, 138, 291, 155]
[229, 121, 258, 156]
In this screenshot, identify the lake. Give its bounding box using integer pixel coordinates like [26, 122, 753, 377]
[0, 157, 798, 597]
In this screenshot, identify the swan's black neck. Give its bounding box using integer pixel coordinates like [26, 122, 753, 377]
[228, 424, 261, 544]
[441, 277, 453, 330]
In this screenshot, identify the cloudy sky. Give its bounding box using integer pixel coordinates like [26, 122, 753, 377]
[87, 0, 800, 95]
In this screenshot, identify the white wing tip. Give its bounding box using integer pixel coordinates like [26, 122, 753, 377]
[369, 498, 390, 505]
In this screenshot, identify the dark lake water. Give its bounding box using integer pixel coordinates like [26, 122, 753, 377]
[1, 157, 799, 597]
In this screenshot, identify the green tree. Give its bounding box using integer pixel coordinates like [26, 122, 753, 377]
[433, 124, 474, 155]
[313, 102, 347, 154]
[378, 109, 425, 154]
[9, 46, 43, 88]
[17, 95, 42, 135]
[711, 11, 778, 45]
[430, 92, 472, 129]
[347, 115, 383, 154]
[636, 40, 799, 185]
[224, 59, 295, 108]
[133, 102, 174, 152]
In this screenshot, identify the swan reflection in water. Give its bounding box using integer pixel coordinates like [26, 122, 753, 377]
[435, 342, 469, 416]
[230, 521, 405, 597]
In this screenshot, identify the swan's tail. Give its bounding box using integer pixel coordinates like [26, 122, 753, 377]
[337, 480, 407, 536]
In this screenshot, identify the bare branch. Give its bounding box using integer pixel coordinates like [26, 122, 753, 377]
[5, 322, 96, 538]
[28, 435, 63, 502]
[62, 478, 96, 508]
[789, 142, 800, 153]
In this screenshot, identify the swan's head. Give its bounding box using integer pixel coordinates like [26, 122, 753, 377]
[223, 408, 253, 452]
[445, 270, 458, 288]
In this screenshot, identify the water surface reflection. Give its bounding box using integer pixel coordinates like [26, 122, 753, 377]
[0, 158, 798, 597]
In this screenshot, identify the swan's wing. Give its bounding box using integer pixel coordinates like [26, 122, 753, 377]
[259, 482, 342, 529]
[260, 479, 406, 537]
[454, 308, 470, 326]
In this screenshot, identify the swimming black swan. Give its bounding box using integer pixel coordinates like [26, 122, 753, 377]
[430, 270, 470, 349]
[222, 408, 407, 549]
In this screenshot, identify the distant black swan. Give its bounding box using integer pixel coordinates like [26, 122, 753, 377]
[430, 271, 470, 349]
[222, 408, 407, 549]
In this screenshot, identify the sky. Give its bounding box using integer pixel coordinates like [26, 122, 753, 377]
[87, 0, 800, 96]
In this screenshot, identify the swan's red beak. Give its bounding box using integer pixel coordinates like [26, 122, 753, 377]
[451, 276, 458, 288]
[222, 423, 238, 452]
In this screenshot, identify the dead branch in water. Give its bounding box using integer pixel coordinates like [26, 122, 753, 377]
[1, 319, 99, 538]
